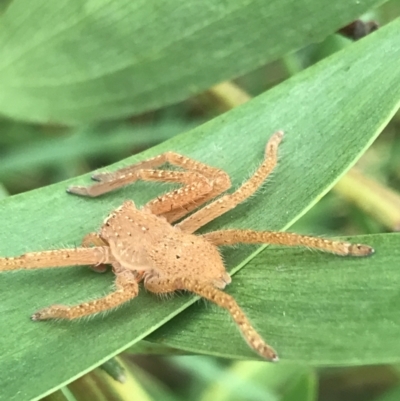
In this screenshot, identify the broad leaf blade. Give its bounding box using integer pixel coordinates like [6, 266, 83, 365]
[1, 18, 400, 401]
[0, 0, 384, 123]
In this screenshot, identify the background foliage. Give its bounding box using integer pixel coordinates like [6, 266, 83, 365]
[0, 1, 400, 401]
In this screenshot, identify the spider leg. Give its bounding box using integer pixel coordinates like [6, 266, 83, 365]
[177, 131, 283, 233]
[0, 247, 112, 271]
[202, 230, 374, 256]
[141, 170, 213, 216]
[68, 152, 231, 223]
[146, 168, 230, 223]
[82, 232, 110, 273]
[32, 270, 139, 320]
[145, 153, 231, 223]
[144, 276, 278, 361]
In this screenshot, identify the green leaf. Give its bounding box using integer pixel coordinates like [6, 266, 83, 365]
[148, 232, 400, 365]
[0, 121, 196, 180]
[282, 369, 317, 401]
[374, 384, 400, 401]
[0, 184, 9, 199]
[122, 358, 180, 401]
[42, 388, 78, 401]
[0, 0, 385, 123]
[199, 361, 316, 401]
[1, 18, 400, 401]
[67, 357, 153, 401]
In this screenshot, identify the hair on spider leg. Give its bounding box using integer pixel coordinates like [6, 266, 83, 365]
[232, 160, 280, 207]
[218, 242, 242, 251]
[198, 294, 212, 310]
[257, 174, 278, 197]
[79, 310, 101, 322]
[96, 303, 126, 320]
[155, 290, 176, 302]
[301, 244, 319, 255]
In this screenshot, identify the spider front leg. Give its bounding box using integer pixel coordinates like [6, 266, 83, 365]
[177, 131, 283, 233]
[144, 276, 278, 361]
[67, 151, 231, 223]
[32, 271, 139, 320]
[69, 169, 214, 219]
[202, 230, 374, 256]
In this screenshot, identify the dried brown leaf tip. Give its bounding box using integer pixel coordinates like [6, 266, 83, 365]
[338, 19, 379, 41]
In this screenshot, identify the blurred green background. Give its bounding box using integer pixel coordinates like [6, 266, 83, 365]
[1, 1, 400, 401]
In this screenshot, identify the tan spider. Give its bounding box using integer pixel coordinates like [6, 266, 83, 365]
[0, 131, 373, 361]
